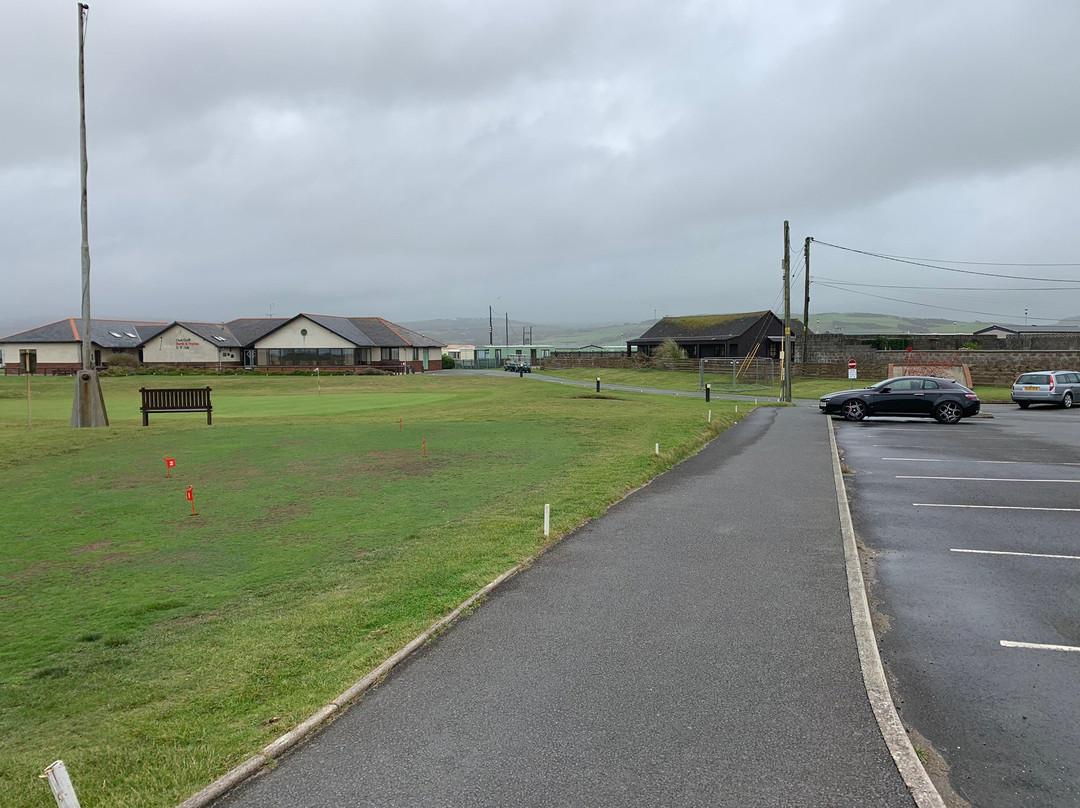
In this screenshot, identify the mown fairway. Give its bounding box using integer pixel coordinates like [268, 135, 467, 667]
[0, 372, 744, 808]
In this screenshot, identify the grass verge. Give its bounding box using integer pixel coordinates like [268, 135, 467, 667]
[1, 373, 741, 808]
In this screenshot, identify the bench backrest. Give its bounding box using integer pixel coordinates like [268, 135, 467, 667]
[140, 387, 212, 410]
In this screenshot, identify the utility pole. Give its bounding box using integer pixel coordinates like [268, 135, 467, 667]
[782, 220, 792, 403]
[505, 313, 509, 346]
[71, 2, 108, 428]
[489, 306, 493, 345]
[802, 236, 811, 364]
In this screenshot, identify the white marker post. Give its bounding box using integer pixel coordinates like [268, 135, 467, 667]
[41, 761, 81, 808]
[655, 443, 659, 456]
[708, 409, 712, 423]
[544, 504, 550, 537]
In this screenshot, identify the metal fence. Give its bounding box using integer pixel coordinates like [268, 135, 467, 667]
[699, 357, 776, 391]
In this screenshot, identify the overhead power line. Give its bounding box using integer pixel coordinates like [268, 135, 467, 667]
[813, 281, 1059, 321]
[814, 276, 1080, 292]
[811, 239, 1080, 283]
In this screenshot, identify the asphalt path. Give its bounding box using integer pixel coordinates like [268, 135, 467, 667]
[448, 368, 779, 402]
[213, 407, 914, 808]
[835, 406, 1080, 807]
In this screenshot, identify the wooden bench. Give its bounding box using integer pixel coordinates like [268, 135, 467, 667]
[140, 387, 213, 426]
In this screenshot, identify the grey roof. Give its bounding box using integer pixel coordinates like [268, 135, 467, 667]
[173, 322, 243, 348]
[1, 318, 168, 347]
[303, 314, 378, 347]
[347, 317, 445, 348]
[225, 317, 290, 345]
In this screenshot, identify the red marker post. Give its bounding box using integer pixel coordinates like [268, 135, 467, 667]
[399, 418, 403, 432]
[186, 485, 196, 516]
[164, 456, 176, 478]
[422, 438, 427, 458]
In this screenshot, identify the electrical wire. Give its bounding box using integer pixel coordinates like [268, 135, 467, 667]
[813, 281, 1059, 321]
[811, 239, 1080, 282]
[813, 276, 1080, 291]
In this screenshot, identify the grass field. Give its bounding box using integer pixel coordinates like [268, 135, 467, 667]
[538, 367, 1014, 403]
[0, 372, 743, 808]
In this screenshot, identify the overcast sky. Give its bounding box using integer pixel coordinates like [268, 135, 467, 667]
[3, 0, 1080, 336]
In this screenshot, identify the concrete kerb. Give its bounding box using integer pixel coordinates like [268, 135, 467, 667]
[174, 564, 525, 808]
[827, 416, 946, 808]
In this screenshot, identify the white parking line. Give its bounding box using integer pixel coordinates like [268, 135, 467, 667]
[883, 458, 1080, 466]
[915, 503, 1080, 512]
[1000, 640, 1080, 653]
[951, 548, 1080, 561]
[898, 476, 1080, 483]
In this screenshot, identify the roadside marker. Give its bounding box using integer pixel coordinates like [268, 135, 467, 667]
[655, 443, 659, 456]
[186, 486, 197, 517]
[41, 760, 81, 808]
[544, 504, 550, 537]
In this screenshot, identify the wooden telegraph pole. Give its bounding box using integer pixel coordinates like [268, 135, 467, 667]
[71, 2, 109, 427]
[802, 236, 811, 364]
[782, 221, 792, 403]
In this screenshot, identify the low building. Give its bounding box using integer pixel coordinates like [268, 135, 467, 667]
[477, 343, 553, 366]
[0, 318, 168, 374]
[627, 311, 807, 361]
[1, 314, 444, 374]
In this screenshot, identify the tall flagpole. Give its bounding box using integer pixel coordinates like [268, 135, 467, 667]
[72, 1, 109, 427]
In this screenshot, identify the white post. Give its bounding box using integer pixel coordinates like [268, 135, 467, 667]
[41, 761, 82, 808]
[735, 405, 738, 413]
[654, 443, 659, 456]
[707, 409, 711, 423]
[544, 504, 550, 537]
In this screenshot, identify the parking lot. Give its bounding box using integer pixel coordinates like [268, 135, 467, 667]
[835, 405, 1080, 807]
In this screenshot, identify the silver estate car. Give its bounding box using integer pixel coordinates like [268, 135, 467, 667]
[1011, 370, 1080, 409]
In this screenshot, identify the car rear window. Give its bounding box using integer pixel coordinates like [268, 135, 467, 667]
[1017, 374, 1051, 385]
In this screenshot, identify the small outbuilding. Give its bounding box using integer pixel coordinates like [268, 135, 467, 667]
[627, 311, 807, 361]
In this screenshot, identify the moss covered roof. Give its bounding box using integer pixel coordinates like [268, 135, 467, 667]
[635, 311, 774, 341]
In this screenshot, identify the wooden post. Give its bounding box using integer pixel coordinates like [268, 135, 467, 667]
[782, 221, 792, 403]
[803, 237, 811, 364]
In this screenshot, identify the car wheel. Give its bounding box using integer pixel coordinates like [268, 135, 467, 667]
[1017, 401, 1030, 409]
[1062, 392, 1073, 409]
[934, 401, 963, 424]
[842, 399, 867, 421]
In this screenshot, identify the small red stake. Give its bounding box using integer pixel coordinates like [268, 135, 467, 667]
[422, 438, 427, 458]
[164, 456, 176, 478]
[186, 485, 196, 516]
[399, 418, 403, 432]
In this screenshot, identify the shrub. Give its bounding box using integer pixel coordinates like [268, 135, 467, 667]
[652, 338, 686, 363]
[441, 354, 456, 369]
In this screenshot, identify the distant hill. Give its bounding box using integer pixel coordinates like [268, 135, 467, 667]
[809, 313, 993, 334]
[402, 318, 659, 347]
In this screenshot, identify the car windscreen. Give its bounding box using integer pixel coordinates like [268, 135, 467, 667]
[1017, 374, 1051, 385]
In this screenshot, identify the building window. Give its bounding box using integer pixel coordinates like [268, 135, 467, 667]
[260, 347, 359, 366]
[381, 347, 399, 361]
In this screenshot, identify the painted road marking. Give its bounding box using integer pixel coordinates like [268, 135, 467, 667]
[883, 458, 1080, 466]
[952, 548, 1080, 561]
[1000, 640, 1080, 653]
[898, 476, 1080, 483]
[915, 503, 1080, 513]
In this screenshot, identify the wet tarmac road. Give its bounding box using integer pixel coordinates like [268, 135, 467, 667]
[834, 405, 1080, 807]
